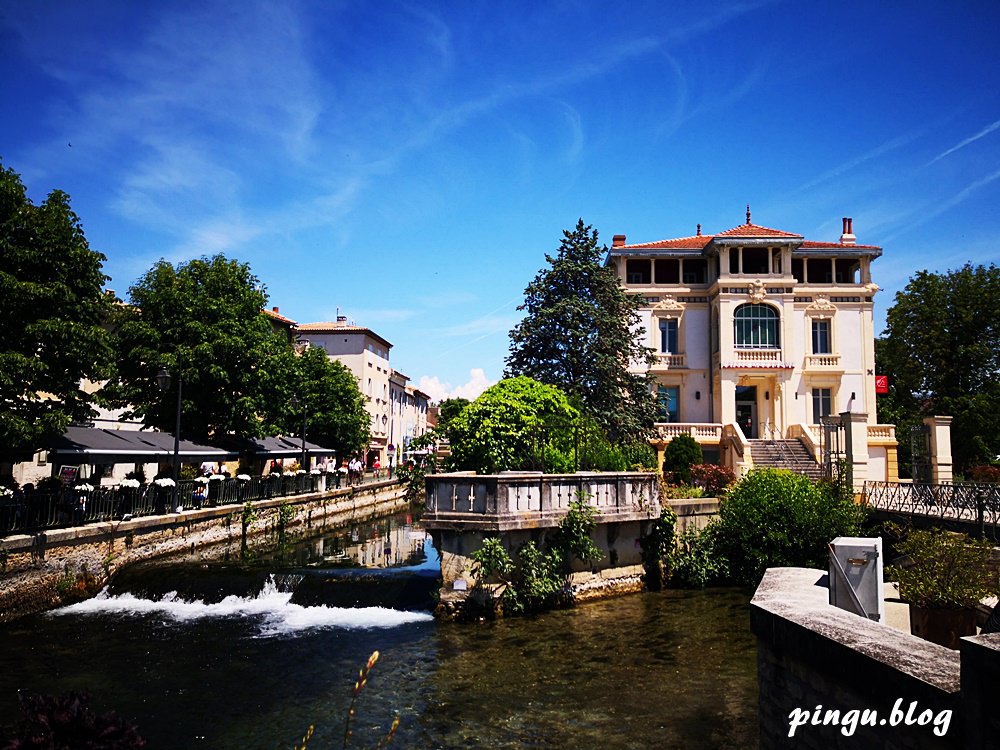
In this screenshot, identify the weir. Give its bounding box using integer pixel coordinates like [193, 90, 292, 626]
[423, 470, 661, 615]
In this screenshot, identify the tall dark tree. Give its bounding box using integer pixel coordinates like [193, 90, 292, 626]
[289, 346, 370, 461]
[505, 219, 656, 441]
[0, 162, 112, 457]
[877, 264, 1000, 474]
[101, 255, 296, 441]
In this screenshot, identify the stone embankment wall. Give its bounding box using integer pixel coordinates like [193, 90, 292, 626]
[0, 480, 407, 622]
[751, 566, 1000, 749]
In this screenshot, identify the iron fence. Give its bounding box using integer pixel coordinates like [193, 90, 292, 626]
[0, 472, 361, 537]
[862, 481, 1000, 535]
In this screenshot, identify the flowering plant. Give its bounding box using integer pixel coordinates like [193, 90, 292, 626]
[0, 487, 12, 497]
[283, 471, 297, 478]
[154, 478, 176, 488]
[120, 478, 141, 489]
[296, 469, 307, 475]
[237, 474, 252, 482]
[208, 474, 225, 481]
[310, 468, 322, 475]
[269, 472, 281, 478]
[194, 476, 210, 484]
[74, 483, 95, 493]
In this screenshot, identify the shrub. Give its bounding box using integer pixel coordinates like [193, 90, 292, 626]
[713, 468, 864, 586]
[670, 523, 729, 588]
[689, 463, 737, 497]
[551, 497, 603, 566]
[967, 464, 1000, 483]
[886, 527, 999, 609]
[639, 507, 678, 588]
[661, 435, 702, 485]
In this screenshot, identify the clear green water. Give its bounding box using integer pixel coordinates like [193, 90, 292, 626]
[0, 518, 758, 749]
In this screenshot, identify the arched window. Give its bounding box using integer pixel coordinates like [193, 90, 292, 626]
[734, 304, 779, 349]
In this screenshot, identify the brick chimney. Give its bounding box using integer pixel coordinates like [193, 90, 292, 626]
[839, 217, 856, 246]
[272, 306, 280, 313]
[612, 234, 626, 247]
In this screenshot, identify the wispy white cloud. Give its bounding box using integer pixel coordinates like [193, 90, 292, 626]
[927, 118, 1000, 165]
[881, 166, 1000, 242]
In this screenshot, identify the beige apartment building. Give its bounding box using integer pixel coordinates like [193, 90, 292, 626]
[297, 317, 429, 467]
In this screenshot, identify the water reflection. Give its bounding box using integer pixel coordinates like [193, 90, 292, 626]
[0, 511, 758, 748]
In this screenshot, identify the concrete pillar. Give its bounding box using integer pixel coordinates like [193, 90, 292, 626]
[924, 415, 953, 484]
[841, 411, 869, 493]
[719, 378, 736, 426]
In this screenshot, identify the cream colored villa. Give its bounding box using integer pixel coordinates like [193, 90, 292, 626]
[607, 208, 898, 482]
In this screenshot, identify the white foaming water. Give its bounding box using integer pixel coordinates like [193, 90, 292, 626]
[51, 576, 433, 636]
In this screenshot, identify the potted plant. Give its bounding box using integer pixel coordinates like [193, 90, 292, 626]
[887, 527, 999, 649]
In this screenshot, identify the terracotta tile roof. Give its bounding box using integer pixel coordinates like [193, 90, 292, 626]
[263, 308, 297, 326]
[623, 235, 714, 250]
[713, 222, 802, 238]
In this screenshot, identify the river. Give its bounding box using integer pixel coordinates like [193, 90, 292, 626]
[0, 513, 758, 748]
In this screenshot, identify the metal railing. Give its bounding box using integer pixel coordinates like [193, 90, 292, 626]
[862, 481, 1000, 536]
[0, 471, 384, 537]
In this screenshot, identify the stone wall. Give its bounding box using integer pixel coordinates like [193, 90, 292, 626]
[0, 480, 408, 622]
[751, 566, 1000, 749]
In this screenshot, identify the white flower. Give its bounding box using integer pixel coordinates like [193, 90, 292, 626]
[154, 478, 176, 487]
[237, 474, 252, 482]
[208, 474, 225, 481]
[269, 472, 281, 478]
[310, 468, 322, 475]
[194, 476, 210, 484]
[0, 487, 12, 497]
[120, 478, 140, 489]
[74, 483, 94, 493]
[338, 467, 349, 473]
[283, 471, 296, 477]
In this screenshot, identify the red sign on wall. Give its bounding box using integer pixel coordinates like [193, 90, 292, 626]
[875, 375, 889, 394]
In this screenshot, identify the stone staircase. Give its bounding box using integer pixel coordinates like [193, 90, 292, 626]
[749, 439, 826, 480]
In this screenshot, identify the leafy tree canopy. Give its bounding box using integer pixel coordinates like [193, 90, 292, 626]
[435, 397, 470, 432]
[0, 162, 112, 455]
[446, 376, 578, 474]
[289, 346, 370, 461]
[505, 219, 657, 443]
[877, 264, 1000, 473]
[101, 255, 295, 441]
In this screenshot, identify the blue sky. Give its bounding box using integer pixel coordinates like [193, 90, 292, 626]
[3, 1, 999, 402]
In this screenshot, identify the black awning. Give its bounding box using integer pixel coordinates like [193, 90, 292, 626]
[47, 427, 238, 463]
[215, 435, 336, 458]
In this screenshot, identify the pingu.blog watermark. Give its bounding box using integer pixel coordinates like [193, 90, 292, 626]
[787, 699, 952, 739]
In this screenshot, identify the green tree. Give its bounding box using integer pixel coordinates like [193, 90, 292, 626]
[446, 376, 578, 473]
[435, 397, 470, 432]
[0, 163, 113, 456]
[505, 219, 657, 442]
[101, 255, 295, 441]
[661, 434, 703, 485]
[290, 346, 369, 460]
[878, 264, 1000, 474]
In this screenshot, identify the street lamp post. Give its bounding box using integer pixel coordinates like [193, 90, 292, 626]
[290, 394, 307, 471]
[156, 358, 182, 510]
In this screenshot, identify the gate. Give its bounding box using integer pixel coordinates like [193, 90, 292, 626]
[910, 424, 931, 482]
[820, 416, 847, 482]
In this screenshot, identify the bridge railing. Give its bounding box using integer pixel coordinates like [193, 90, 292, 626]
[862, 480, 1000, 531]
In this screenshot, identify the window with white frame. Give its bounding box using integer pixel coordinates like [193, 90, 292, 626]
[734, 303, 779, 348]
[658, 318, 678, 353]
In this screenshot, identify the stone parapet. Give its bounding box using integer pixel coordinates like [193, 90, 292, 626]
[751, 566, 1000, 749]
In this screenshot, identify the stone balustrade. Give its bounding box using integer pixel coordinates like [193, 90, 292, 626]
[423, 471, 660, 532]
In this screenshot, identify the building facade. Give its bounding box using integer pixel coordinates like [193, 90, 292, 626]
[297, 317, 429, 468]
[607, 210, 897, 480]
